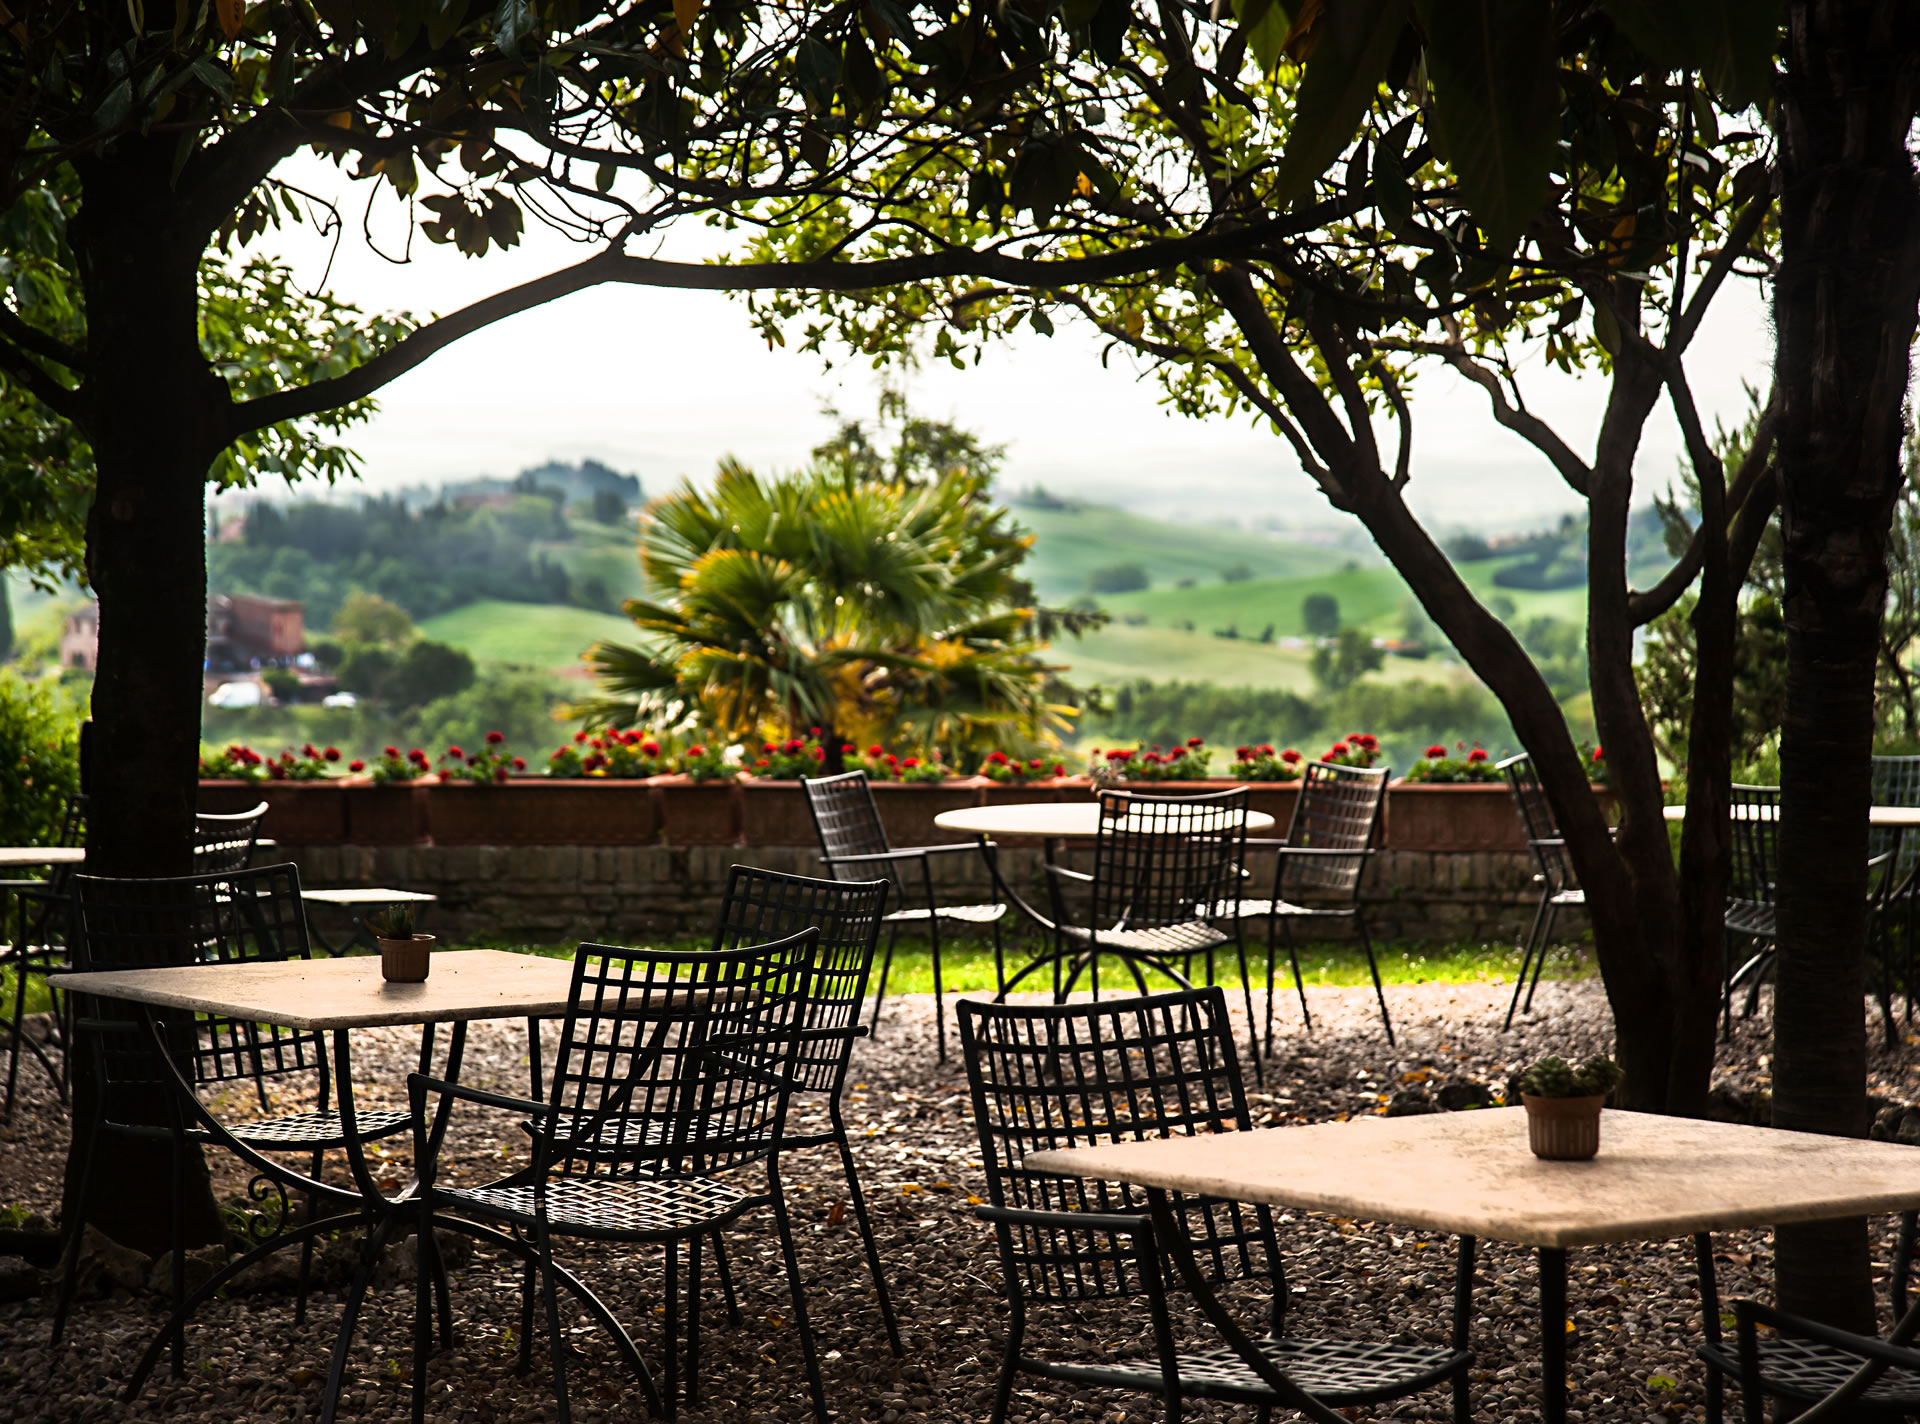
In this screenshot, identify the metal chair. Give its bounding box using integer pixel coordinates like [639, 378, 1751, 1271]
[411, 929, 835, 1423]
[803, 769, 1006, 1061]
[706, 865, 901, 1354]
[193, 801, 267, 872]
[1694, 1215, 1920, 1423]
[1872, 754, 1920, 1029]
[1497, 754, 1587, 1030]
[54, 863, 414, 1358]
[1723, 783, 1780, 1033]
[1228, 762, 1392, 1051]
[2, 793, 84, 1120]
[957, 988, 1475, 1424]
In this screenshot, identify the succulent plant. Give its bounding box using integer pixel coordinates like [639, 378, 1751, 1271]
[363, 904, 416, 940]
[1518, 1053, 1622, 1100]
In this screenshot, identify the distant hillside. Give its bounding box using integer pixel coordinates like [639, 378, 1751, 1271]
[1012, 500, 1367, 601]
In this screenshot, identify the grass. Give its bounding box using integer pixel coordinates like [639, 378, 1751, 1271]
[416, 600, 638, 674]
[1053, 622, 1482, 694]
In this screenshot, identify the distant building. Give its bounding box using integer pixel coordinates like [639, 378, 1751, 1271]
[207, 593, 304, 672]
[59, 604, 98, 671]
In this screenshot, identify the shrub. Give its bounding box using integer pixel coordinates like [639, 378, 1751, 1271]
[1087, 562, 1150, 594]
[0, 675, 82, 846]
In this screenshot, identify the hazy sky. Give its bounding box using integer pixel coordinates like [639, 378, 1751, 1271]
[247, 162, 1776, 537]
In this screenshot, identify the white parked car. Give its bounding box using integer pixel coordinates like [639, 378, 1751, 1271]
[207, 679, 264, 709]
[321, 691, 358, 708]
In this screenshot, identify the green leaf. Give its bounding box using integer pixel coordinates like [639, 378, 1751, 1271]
[1029, 307, 1054, 337]
[1264, 0, 1409, 206]
[1600, 0, 1781, 111]
[1414, 0, 1559, 247]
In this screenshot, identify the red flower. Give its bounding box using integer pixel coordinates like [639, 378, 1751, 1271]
[1330, 742, 1349, 756]
[447, 746, 464, 761]
[552, 748, 567, 759]
[902, 756, 920, 768]
[1029, 759, 1043, 769]
[688, 745, 707, 757]
[590, 737, 605, 750]
[1188, 737, 1204, 747]
[643, 741, 660, 757]
[1281, 749, 1301, 764]
[407, 748, 429, 765]
[1259, 744, 1274, 756]
[512, 757, 526, 771]
[574, 730, 588, 743]
[486, 730, 505, 745]
[1467, 748, 1488, 764]
[810, 726, 822, 736]
[811, 746, 825, 759]
[323, 747, 341, 761]
[987, 751, 1008, 764]
[1426, 745, 1447, 760]
[885, 754, 898, 765]
[867, 744, 884, 758]
[842, 744, 855, 754]
[785, 738, 804, 753]
[348, 760, 365, 772]
[1053, 764, 1065, 777]
[1236, 746, 1251, 760]
[437, 769, 453, 782]
[1592, 745, 1605, 761]
[756, 758, 770, 768]
[302, 743, 318, 758]
[1356, 734, 1379, 750]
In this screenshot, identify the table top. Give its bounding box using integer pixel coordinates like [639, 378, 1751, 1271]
[1662, 802, 1920, 827]
[0, 846, 85, 869]
[935, 802, 1276, 839]
[1023, 1108, 1920, 1250]
[50, 948, 577, 1030]
[300, 887, 440, 906]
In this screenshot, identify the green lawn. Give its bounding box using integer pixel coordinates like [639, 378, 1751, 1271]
[1053, 622, 1481, 693]
[417, 600, 638, 675]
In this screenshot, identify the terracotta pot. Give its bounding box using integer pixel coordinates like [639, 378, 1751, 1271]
[378, 933, 435, 983]
[341, 779, 429, 846]
[649, 774, 742, 846]
[258, 781, 348, 844]
[980, 777, 1068, 807]
[197, 780, 266, 816]
[1522, 1093, 1606, 1160]
[868, 780, 983, 848]
[1384, 782, 1525, 852]
[740, 780, 820, 847]
[1242, 782, 1302, 833]
[1111, 778, 1233, 798]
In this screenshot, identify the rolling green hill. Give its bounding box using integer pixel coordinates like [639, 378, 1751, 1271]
[1054, 623, 1481, 694]
[1012, 502, 1366, 600]
[418, 600, 637, 682]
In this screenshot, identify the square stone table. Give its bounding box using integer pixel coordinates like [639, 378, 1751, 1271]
[1026, 1107, 1920, 1422]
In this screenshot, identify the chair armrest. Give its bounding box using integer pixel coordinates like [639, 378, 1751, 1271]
[1045, 864, 1094, 883]
[1273, 845, 1376, 858]
[1243, 838, 1292, 849]
[974, 1203, 1156, 1237]
[407, 1072, 554, 1123]
[1733, 1297, 1920, 1369]
[1528, 837, 1568, 850]
[893, 841, 993, 857]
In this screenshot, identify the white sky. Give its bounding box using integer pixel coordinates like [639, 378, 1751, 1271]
[241, 161, 1776, 537]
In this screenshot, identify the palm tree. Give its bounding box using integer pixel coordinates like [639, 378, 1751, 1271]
[581, 454, 1075, 764]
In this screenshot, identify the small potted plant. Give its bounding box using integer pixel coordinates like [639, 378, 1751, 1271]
[1516, 1053, 1623, 1160]
[364, 905, 434, 984]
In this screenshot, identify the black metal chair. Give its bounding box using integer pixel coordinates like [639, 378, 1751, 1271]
[53, 863, 415, 1358]
[1226, 762, 1392, 1051]
[957, 988, 1475, 1424]
[411, 929, 835, 1423]
[2, 792, 85, 1120]
[1723, 783, 1781, 1033]
[706, 865, 901, 1354]
[1497, 754, 1587, 1030]
[193, 801, 267, 872]
[1871, 754, 1920, 1030]
[1695, 1215, 1920, 1422]
[803, 769, 1006, 1060]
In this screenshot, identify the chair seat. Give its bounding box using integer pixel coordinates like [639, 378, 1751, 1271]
[1058, 920, 1227, 955]
[214, 1107, 414, 1151]
[1700, 1338, 1920, 1409]
[439, 1174, 757, 1239]
[883, 901, 1006, 925]
[1726, 901, 1776, 938]
[1034, 1334, 1468, 1407]
[1217, 898, 1355, 921]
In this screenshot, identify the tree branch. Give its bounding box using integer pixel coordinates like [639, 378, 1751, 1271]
[1670, 180, 1773, 354]
[227, 223, 1318, 437]
[0, 332, 80, 422]
[0, 303, 84, 371]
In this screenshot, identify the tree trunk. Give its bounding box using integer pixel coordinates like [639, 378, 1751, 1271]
[1772, 0, 1920, 1331]
[61, 139, 231, 1255]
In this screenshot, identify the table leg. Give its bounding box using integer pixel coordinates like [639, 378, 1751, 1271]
[1539, 1245, 1568, 1424]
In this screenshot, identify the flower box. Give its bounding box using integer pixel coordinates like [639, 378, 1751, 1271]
[259, 781, 349, 844]
[869, 780, 982, 847]
[422, 780, 655, 846]
[1242, 782, 1302, 834]
[197, 780, 266, 816]
[649, 775, 742, 846]
[739, 780, 821, 847]
[341, 779, 430, 846]
[1383, 782, 1524, 852]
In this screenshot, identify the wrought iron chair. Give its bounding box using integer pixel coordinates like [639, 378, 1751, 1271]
[958, 988, 1475, 1424]
[1226, 761, 1392, 1051]
[1005, 786, 1259, 1064]
[1871, 754, 1920, 1029]
[803, 769, 1006, 1061]
[52, 863, 415, 1358]
[1723, 783, 1781, 1033]
[1497, 754, 1587, 1030]
[193, 801, 267, 872]
[410, 929, 835, 1423]
[704, 865, 901, 1354]
[1694, 1215, 1920, 1423]
[2, 792, 85, 1120]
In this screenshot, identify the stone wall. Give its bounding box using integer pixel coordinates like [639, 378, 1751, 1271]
[277, 840, 1566, 948]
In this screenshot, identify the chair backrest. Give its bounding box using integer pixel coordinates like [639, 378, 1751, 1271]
[958, 988, 1280, 1304]
[1087, 787, 1249, 931]
[1277, 761, 1388, 898]
[1872, 755, 1920, 877]
[1727, 783, 1780, 911]
[69, 863, 326, 1110]
[1498, 754, 1572, 890]
[544, 929, 818, 1180]
[17, 794, 87, 943]
[194, 801, 267, 873]
[802, 770, 893, 870]
[709, 865, 889, 1095]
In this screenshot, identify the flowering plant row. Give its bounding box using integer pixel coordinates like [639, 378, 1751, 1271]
[199, 742, 345, 783]
[1092, 738, 1214, 781]
[1405, 743, 1498, 784]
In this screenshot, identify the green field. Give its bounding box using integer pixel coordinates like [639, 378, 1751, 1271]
[536, 521, 649, 606]
[1053, 622, 1480, 693]
[1014, 502, 1366, 601]
[418, 600, 638, 677]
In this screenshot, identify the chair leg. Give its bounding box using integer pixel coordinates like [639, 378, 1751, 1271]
[770, 1173, 831, 1423]
[663, 1237, 681, 1421]
[686, 1233, 703, 1410]
[295, 1147, 322, 1328]
[989, 1301, 1025, 1424]
[834, 1121, 903, 1355]
[989, 911, 1007, 996]
[535, 1223, 573, 1424]
[928, 913, 947, 1063]
[50, 1111, 100, 1347]
[1505, 894, 1549, 1031]
[1523, 903, 1556, 1015]
[3, 945, 28, 1123]
[412, 1209, 434, 1424]
[1230, 931, 1262, 1086]
[1356, 914, 1395, 1046]
[517, 1255, 537, 1373]
[167, 1130, 186, 1378]
[1278, 918, 1311, 1053]
[710, 1231, 742, 1326]
[870, 922, 899, 1037]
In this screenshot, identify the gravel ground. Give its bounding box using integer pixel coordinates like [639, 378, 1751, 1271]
[2, 975, 1917, 1424]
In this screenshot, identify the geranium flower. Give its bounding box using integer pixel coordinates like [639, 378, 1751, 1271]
[688, 745, 707, 757]
[574, 730, 588, 743]
[1259, 744, 1275, 756]
[1427, 745, 1447, 760]
[643, 741, 660, 757]
[447, 746, 464, 761]
[348, 760, 365, 772]
[842, 744, 855, 754]
[1330, 742, 1350, 756]
[486, 730, 505, 745]
[867, 744, 884, 758]
[1236, 746, 1251, 760]
[303, 743, 318, 758]
[902, 756, 920, 768]
[1467, 748, 1488, 764]
[1053, 764, 1065, 776]
[1281, 749, 1301, 764]
[407, 748, 429, 765]
[323, 747, 341, 761]
[987, 751, 1008, 765]
[512, 757, 526, 771]
[756, 758, 770, 768]
[1592, 746, 1605, 761]
[1187, 737, 1204, 748]
[811, 746, 825, 759]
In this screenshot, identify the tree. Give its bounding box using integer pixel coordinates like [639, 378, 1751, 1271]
[1089, 563, 1151, 594]
[589, 490, 629, 526]
[331, 592, 415, 648]
[1302, 593, 1341, 638]
[1309, 628, 1384, 692]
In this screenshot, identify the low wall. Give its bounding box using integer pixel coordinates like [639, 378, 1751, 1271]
[276, 841, 1561, 948]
